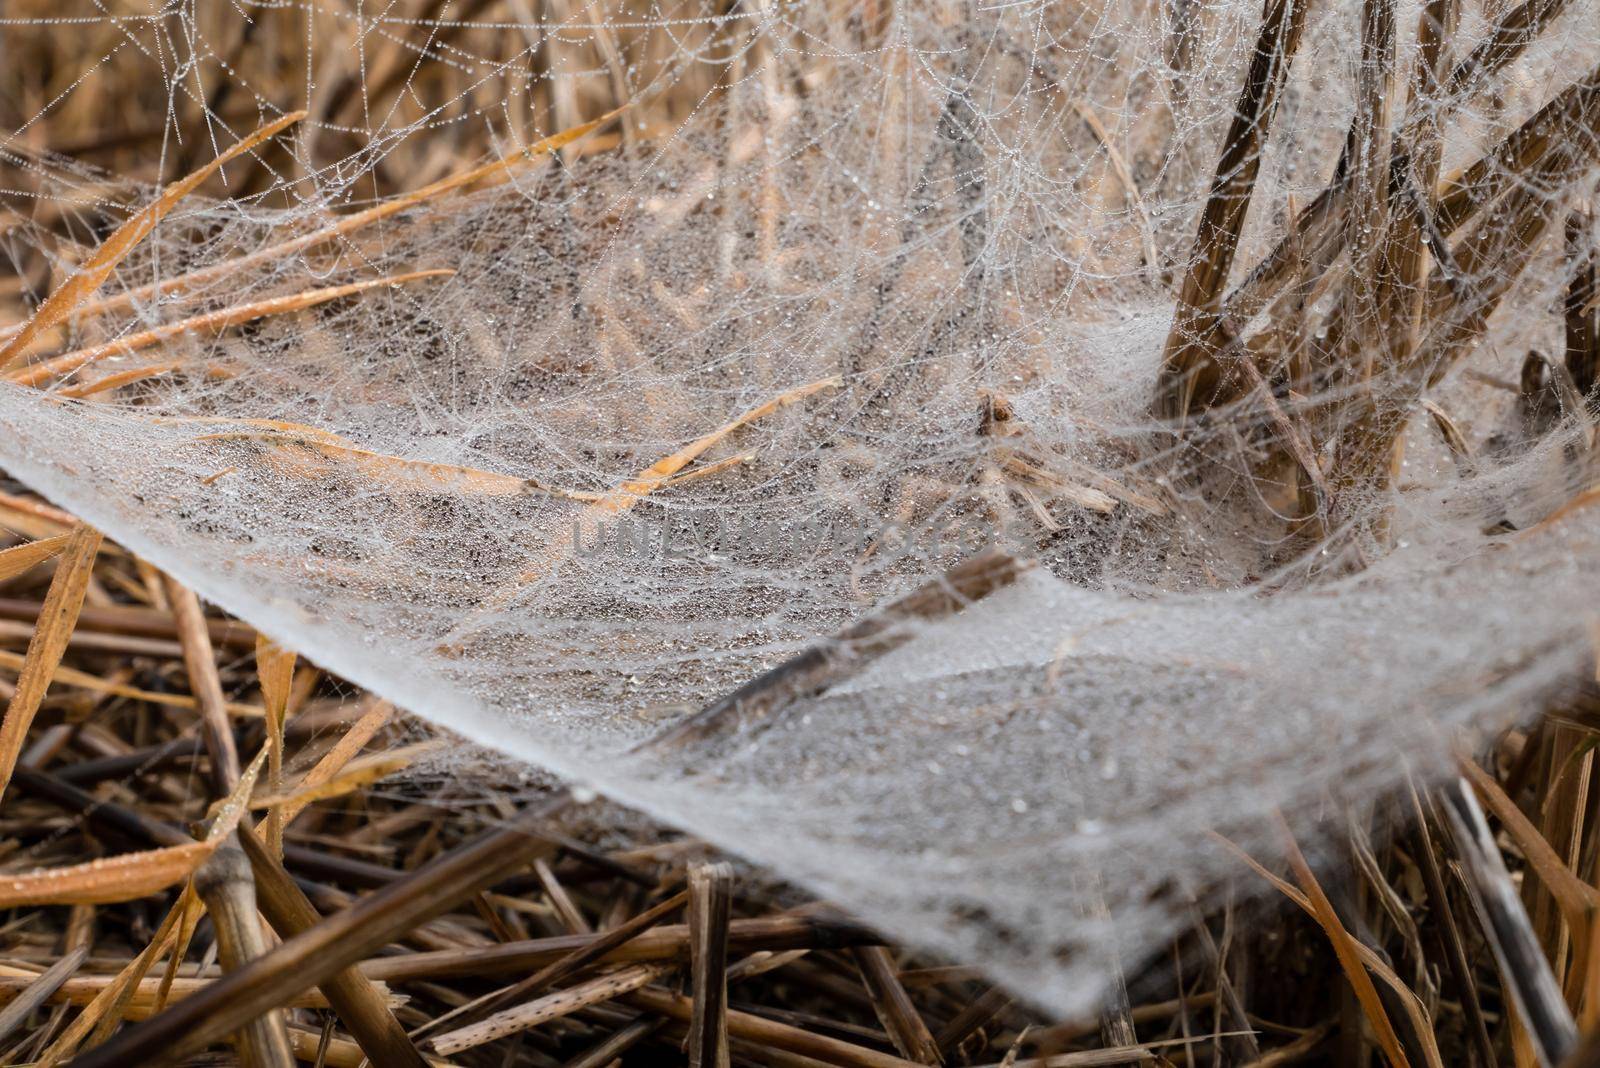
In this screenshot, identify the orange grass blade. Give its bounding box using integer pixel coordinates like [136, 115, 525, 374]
[257, 635, 296, 858]
[9, 269, 452, 388]
[0, 524, 101, 803]
[0, 112, 304, 372]
[0, 749, 262, 908]
[187, 432, 594, 499]
[466, 376, 841, 614]
[0, 534, 69, 582]
[0, 490, 78, 528]
[58, 360, 184, 398]
[0, 109, 623, 339]
[1460, 757, 1600, 930]
[153, 887, 205, 1016]
[596, 377, 838, 513]
[252, 741, 438, 811]
[1278, 819, 1412, 1068]
[281, 699, 394, 828]
[1214, 831, 1441, 1068]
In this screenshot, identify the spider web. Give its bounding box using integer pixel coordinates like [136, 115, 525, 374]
[1, 0, 1598, 1015]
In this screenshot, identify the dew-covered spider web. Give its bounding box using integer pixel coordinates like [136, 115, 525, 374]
[2, 0, 1600, 1016]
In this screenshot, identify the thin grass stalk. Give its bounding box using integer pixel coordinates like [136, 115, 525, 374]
[1406, 785, 1497, 1068]
[67, 793, 571, 1068]
[0, 113, 303, 371]
[1566, 204, 1599, 399]
[193, 843, 296, 1068]
[1442, 778, 1580, 1066]
[1382, 0, 1459, 358]
[7, 270, 452, 389]
[852, 946, 943, 1065]
[1221, 0, 1576, 334]
[1339, 0, 1398, 377]
[236, 824, 430, 1068]
[0, 113, 619, 343]
[164, 576, 240, 797]
[1155, 0, 1312, 421]
[1326, 90, 1600, 507]
[408, 888, 689, 1041]
[0, 525, 101, 804]
[1436, 66, 1600, 237]
[1442, 0, 1573, 100]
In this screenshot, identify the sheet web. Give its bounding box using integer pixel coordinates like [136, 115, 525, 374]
[1, 0, 1599, 1015]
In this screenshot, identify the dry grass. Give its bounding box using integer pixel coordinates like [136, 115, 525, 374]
[2, 0, 1600, 1065]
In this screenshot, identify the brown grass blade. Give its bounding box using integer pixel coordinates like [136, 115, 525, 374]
[57, 359, 184, 398]
[153, 888, 204, 1016]
[256, 634, 295, 858]
[0, 946, 87, 1046]
[1339, 0, 1398, 369]
[193, 839, 296, 1068]
[37, 887, 188, 1066]
[1441, 778, 1580, 1064]
[1221, 0, 1577, 334]
[0, 648, 263, 717]
[236, 824, 430, 1068]
[409, 887, 691, 1042]
[165, 575, 241, 796]
[853, 945, 944, 1064]
[1435, 65, 1600, 238]
[0, 524, 101, 803]
[252, 741, 439, 811]
[1442, 0, 1573, 100]
[1214, 831, 1443, 1068]
[0, 842, 214, 909]
[0, 970, 356, 1013]
[646, 550, 1029, 752]
[1155, 0, 1311, 420]
[0, 748, 261, 907]
[68, 793, 571, 1068]
[1460, 757, 1600, 931]
[0, 534, 69, 582]
[1, 110, 622, 339]
[689, 862, 735, 1068]
[1277, 819, 1412, 1068]
[9, 269, 453, 388]
[630, 986, 922, 1068]
[1407, 781, 1497, 1068]
[281, 699, 394, 828]
[0, 111, 304, 372]
[428, 963, 669, 1055]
